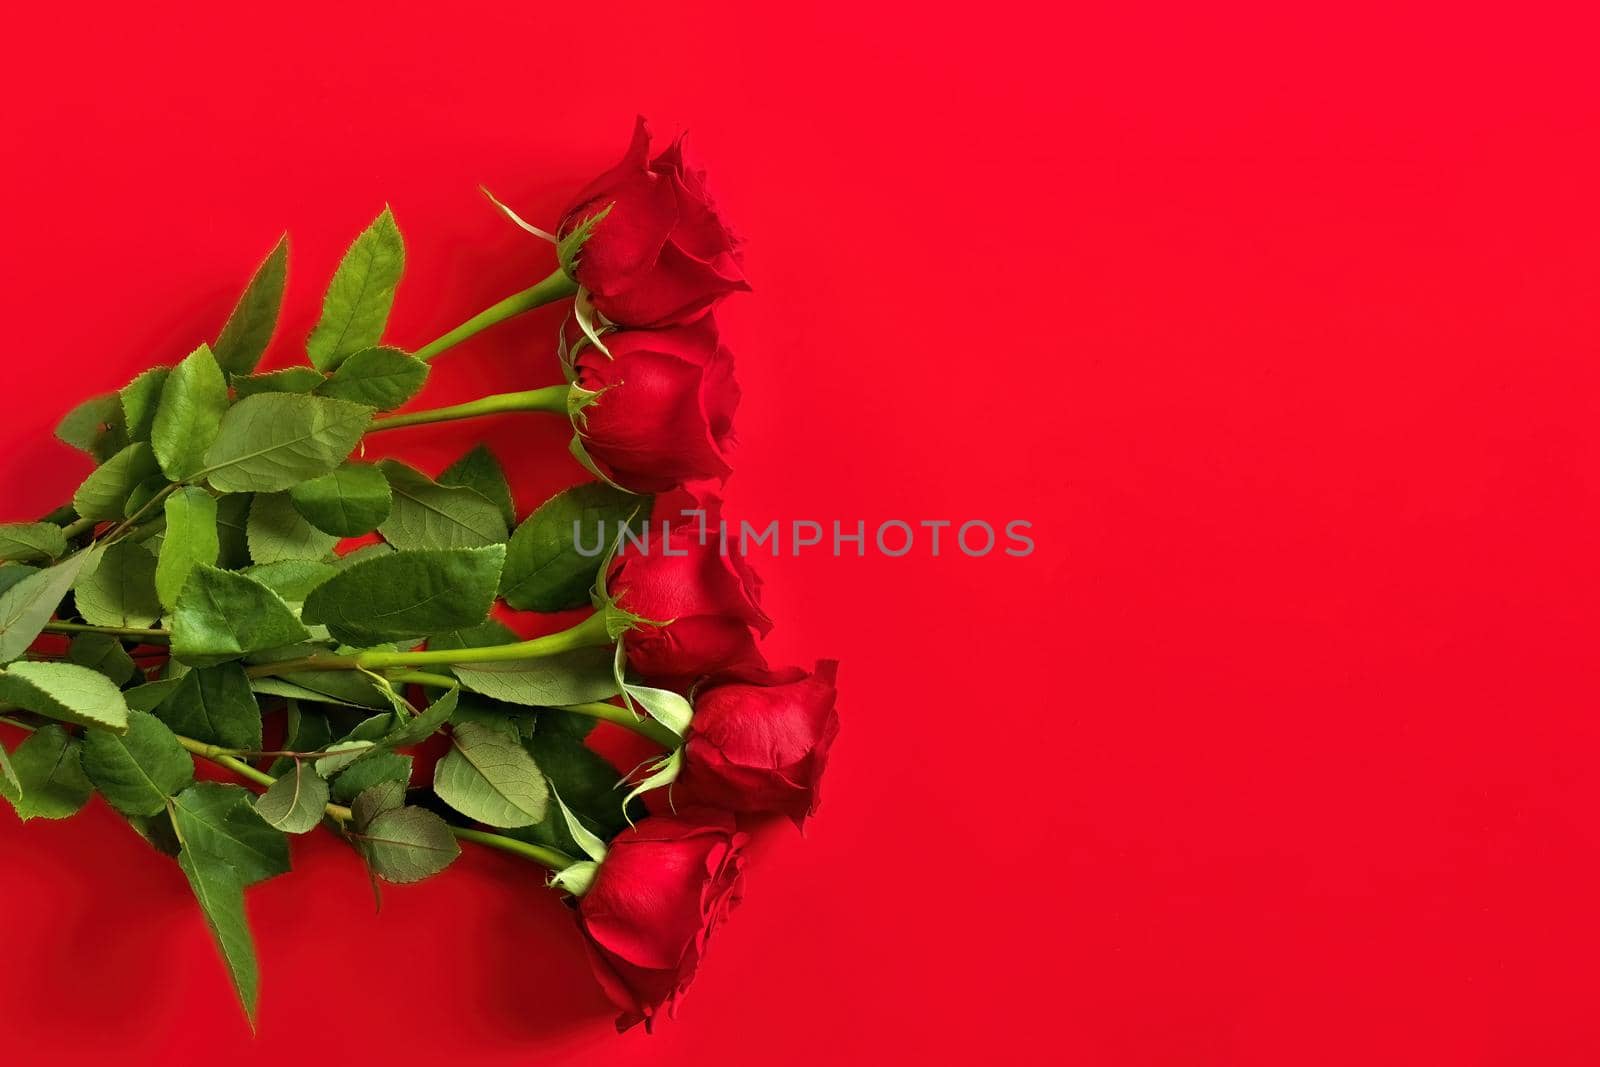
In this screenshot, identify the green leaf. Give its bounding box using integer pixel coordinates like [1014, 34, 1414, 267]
[0, 660, 131, 731]
[154, 663, 263, 751]
[157, 487, 220, 610]
[289, 463, 392, 538]
[527, 720, 638, 843]
[120, 368, 171, 443]
[439, 444, 516, 528]
[335, 542, 393, 569]
[67, 632, 138, 686]
[534, 702, 595, 741]
[242, 560, 338, 603]
[125, 811, 183, 855]
[0, 564, 39, 597]
[216, 494, 254, 569]
[0, 550, 97, 664]
[450, 691, 531, 740]
[125, 677, 184, 713]
[311, 713, 394, 775]
[267, 703, 332, 776]
[350, 779, 405, 829]
[307, 207, 405, 372]
[0, 725, 93, 821]
[152, 344, 231, 481]
[317, 347, 428, 410]
[170, 565, 313, 667]
[177, 846, 259, 1027]
[231, 367, 325, 398]
[0, 522, 68, 564]
[330, 751, 412, 805]
[433, 722, 547, 828]
[300, 545, 505, 645]
[247, 491, 338, 564]
[80, 710, 194, 816]
[501, 483, 646, 612]
[123, 477, 171, 520]
[377, 685, 458, 748]
[213, 234, 289, 376]
[314, 740, 376, 778]
[73, 442, 161, 521]
[200, 393, 373, 494]
[454, 647, 619, 707]
[57, 393, 127, 461]
[254, 760, 329, 834]
[429, 618, 518, 652]
[253, 671, 385, 710]
[356, 805, 459, 884]
[171, 781, 289, 885]
[377, 460, 507, 551]
[2, 736, 24, 796]
[75, 541, 162, 629]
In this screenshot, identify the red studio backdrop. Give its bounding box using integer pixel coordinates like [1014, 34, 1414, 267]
[3, 2, 1599, 1064]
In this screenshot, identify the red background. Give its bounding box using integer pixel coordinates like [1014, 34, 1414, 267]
[3, 2, 1599, 1063]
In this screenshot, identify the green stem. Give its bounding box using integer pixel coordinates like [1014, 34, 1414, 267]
[362, 611, 613, 669]
[175, 734, 277, 788]
[385, 671, 677, 748]
[177, 734, 573, 868]
[42, 621, 170, 642]
[384, 670, 463, 689]
[105, 483, 179, 543]
[559, 701, 681, 748]
[2, 712, 573, 872]
[368, 385, 569, 433]
[49, 506, 159, 545]
[450, 826, 574, 872]
[413, 268, 579, 363]
[248, 611, 613, 678]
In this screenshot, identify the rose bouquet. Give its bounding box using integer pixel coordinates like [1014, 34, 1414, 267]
[0, 119, 839, 1034]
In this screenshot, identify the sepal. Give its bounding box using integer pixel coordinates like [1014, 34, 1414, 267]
[552, 784, 609, 863]
[567, 383, 606, 426]
[479, 185, 558, 243]
[622, 684, 693, 737]
[619, 747, 683, 820]
[573, 287, 612, 357]
[557, 309, 610, 381]
[549, 859, 598, 897]
[558, 203, 612, 278]
[568, 433, 631, 493]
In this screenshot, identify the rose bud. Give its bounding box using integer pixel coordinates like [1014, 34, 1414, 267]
[680, 662, 841, 827]
[558, 117, 749, 328]
[572, 317, 738, 494]
[610, 508, 772, 684]
[573, 810, 748, 1031]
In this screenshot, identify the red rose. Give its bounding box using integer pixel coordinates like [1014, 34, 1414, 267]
[574, 317, 738, 494]
[559, 117, 749, 328]
[575, 810, 748, 1031]
[611, 504, 771, 683]
[682, 661, 841, 827]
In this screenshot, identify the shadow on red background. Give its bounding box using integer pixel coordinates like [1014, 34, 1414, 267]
[3, 2, 1600, 1064]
